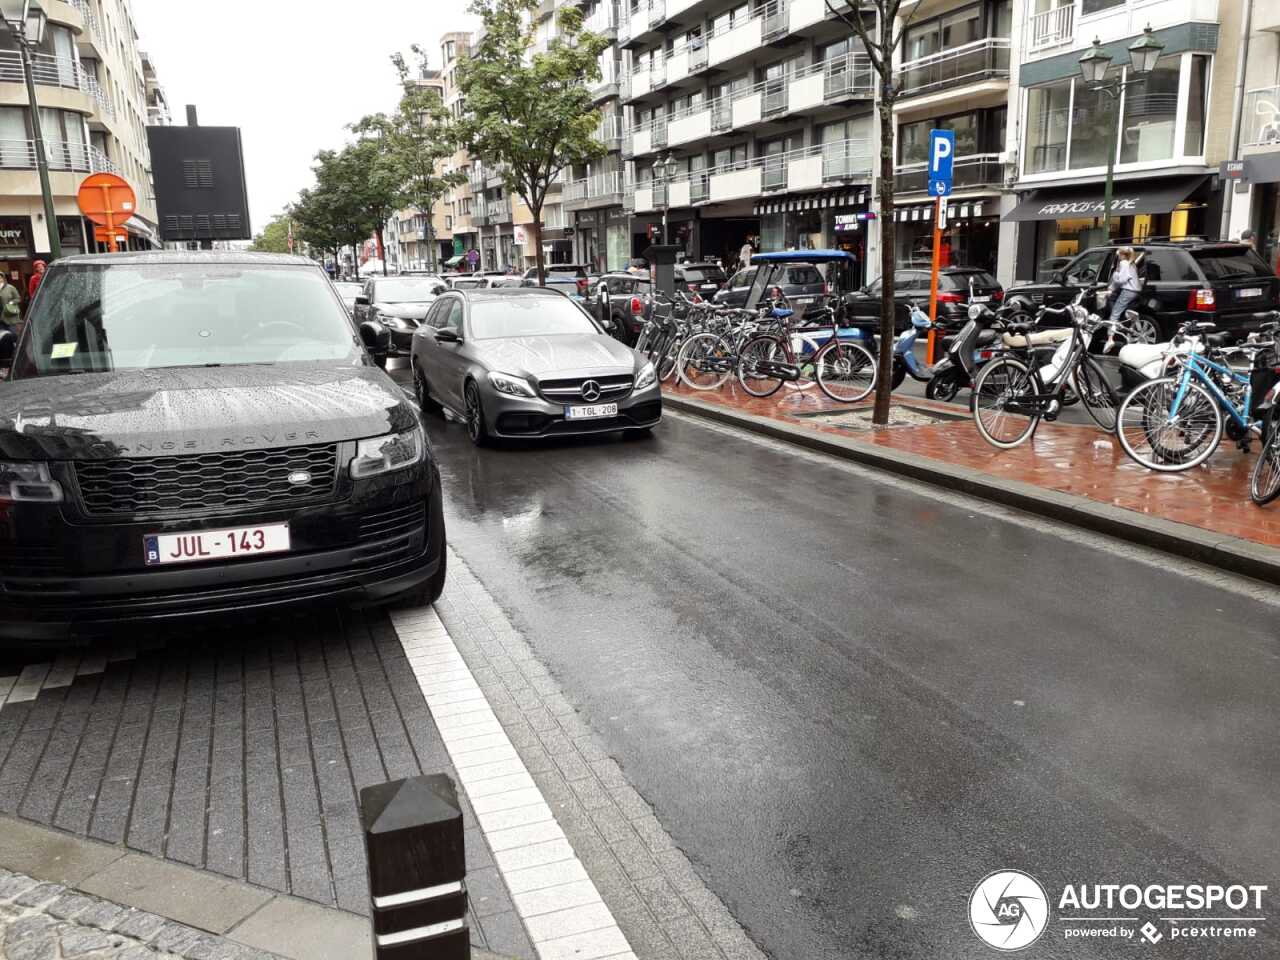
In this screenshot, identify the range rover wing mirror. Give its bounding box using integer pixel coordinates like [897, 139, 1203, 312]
[359, 320, 391, 356]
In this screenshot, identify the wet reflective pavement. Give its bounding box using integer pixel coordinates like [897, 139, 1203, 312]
[424, 403, 1280, 960]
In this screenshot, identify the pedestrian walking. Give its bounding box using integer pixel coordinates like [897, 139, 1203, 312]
[0, 273, 20, 331]
[27, 259, 46, 301]
[1107, 246, 1141, 322]
[738, 238, 754, 272]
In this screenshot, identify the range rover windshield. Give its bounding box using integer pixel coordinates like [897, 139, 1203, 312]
[12, 262, 361, 379]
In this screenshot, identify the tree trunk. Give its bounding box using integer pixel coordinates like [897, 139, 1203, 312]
[531, 201, 546, 288]
[872, 18, 898, 426]
[375, 226, 387, 275]
[424, 213, 435, 273]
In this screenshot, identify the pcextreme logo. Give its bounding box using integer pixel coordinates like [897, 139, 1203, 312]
[969, 871, 1269, 951]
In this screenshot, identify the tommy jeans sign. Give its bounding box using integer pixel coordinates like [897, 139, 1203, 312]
[1037, 197, 1140, 218]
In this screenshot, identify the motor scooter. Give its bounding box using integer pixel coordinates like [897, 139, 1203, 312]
[889, 302, 937, 391]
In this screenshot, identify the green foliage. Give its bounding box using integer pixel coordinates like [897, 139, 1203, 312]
[457, 0, 610, 281]
[352, 47, 466, 271]
[249, 214, 291, 254]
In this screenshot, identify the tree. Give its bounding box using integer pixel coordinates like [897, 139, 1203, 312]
[311, 143, 400, 275]
[826, 0, 918, 426]
[291, 186, 361, 276]
[354, 48, 465, 273]
[249, 214, 291, 254]
[457, 0, 609, 284]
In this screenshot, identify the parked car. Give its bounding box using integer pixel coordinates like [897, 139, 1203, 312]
[523, 264, 592, 297]
[353, 275, 449, 361]
[409, 287, 661, 444]
[0, 252, 446, 641]
[333, 281, 363, 315]
[674, 262, 728, 298]
[715, 263, 827, 312]
[522, 263, 590, 282]
[592, 273, 654, 346]
[845, 267, 1004, 332]
[1006, 240, 1280, 340]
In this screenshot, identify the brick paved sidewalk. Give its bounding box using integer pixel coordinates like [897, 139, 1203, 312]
[0, 868, 282, 960]
[664, 380, 1280, 550]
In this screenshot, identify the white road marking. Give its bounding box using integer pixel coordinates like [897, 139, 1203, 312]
[391, 606, 636, 959]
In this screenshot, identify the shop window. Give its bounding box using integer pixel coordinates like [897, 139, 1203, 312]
[1119, 56, 1179, 164]
[1184, 55, 1209, 157]
[1025, 79, 1070, 173]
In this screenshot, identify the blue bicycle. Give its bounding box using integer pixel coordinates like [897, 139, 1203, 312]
[1116, 321, 1279, 472]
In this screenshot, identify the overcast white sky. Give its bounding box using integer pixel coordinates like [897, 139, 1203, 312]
[130, 0, 479, 236]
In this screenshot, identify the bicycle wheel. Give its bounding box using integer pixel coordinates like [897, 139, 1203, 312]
[737, 334, 787, 398]
[657, 334, 682, 382]
[677, 332, 733, 391]
[1076, 355, 1118, 433]
[814, 339, 876, 403]
[972, 356, 1041, 449]
[1117, 376, 1223, 472]
[1251, 408, 1280, 505]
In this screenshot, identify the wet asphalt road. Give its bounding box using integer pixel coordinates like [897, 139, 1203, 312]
[422, 401, 1280, 960]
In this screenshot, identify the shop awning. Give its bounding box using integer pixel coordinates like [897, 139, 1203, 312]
[754, 190, 868, 217]
[443, 255, 465, 267]
[894, 200, 994, 222]
[1003, 175, 1207, 222]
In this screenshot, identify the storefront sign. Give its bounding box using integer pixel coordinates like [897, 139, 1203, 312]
[0, 218, 32, 259]
[1004, 176, 1207, 222]
[1221, 161, 1246, 181]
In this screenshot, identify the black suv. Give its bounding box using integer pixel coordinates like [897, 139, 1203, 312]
[846, 267, 1004, 332]
[1007, 241, 1279, 340]
[0, 252, 447, 642]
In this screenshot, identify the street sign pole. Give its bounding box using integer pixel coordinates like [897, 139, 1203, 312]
[925, 130, 955, 365]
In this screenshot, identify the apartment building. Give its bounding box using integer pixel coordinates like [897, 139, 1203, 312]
[1232, 0, 1280, 269]
[611, 0, 878, 280]
[1004, 0, 1231, 281]
[141, 50, 169, 126]
[0, 0, 160, 286]
[387, 64, 448, 272]
[439, 32, 478, 271]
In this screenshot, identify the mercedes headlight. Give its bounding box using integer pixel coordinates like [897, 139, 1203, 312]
[634, 361, 657, 391]
[0, 462, 63, 502]
[488, 371, 536, 398]
[349, 428, 424, 479]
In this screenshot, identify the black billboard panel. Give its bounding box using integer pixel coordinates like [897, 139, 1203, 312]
[147, 125, 252, 241]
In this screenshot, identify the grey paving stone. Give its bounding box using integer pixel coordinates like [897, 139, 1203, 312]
[653, 849, 705, 894]
[73, 899, 126, 931]
[113, 908, 167, 941]
[46, 892, 95, 920]
[57, 925, 115, 956]
[0, 874, 39, 901]
[615, 905, 680, 960]
[14, 882, 66, 908]
[568, 776, 616, 812]
[609, 782, 653, 821]
[477, 909, 537, 960]
[465, 866, 514, 919]
[610, 837, 661, 882]
[634, 875, 692, 921]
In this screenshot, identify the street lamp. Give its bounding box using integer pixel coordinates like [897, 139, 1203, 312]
[1078, 25, 1166, 239]
[0, 0, 59, 260]
[654, 152, 678, 244]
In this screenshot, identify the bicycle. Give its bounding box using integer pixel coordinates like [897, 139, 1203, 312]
[971, 294, 1130, 448]
[735, 296, 876, 402]
[1250, 379, 1280, 505]
[1116, 320, 1279, 473]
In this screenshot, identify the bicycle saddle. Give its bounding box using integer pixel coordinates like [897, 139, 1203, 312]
[1205, 332, 1230, 347]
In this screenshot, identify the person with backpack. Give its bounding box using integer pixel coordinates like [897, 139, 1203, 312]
[0, 273, 20, 332]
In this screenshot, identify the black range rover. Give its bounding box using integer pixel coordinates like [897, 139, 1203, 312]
[0, 252, 446, 642]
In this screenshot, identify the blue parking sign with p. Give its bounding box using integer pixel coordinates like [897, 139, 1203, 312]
[928, 129, 954, 198]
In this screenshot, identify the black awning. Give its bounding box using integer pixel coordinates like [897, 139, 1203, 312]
[1003, 175, 1208, 222]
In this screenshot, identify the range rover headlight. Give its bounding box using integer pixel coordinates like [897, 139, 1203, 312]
[0, 462, 63, 502]
[350, 428, 424, 480]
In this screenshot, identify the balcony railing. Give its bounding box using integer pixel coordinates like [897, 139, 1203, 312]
[0, 139, 116, 174]
[0, 49, 82, 90]
[899, 37, 1010, 98]
[564, 171, 625, 209]
[69, 0, 103, 42]
[594, 113, 623, 149]
[1244, 87, 1280, 147]
[895, 152, 1004, 193]
[82, 73, 115, 120]
[584, 2, 618, 33]
[1025, 4, 1074, 53]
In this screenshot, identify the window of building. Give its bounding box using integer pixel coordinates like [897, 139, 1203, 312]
[1184, 55, 1209, 156]
[1025, 78, 1071, 174]
[1070, 68, 1121, 169]
[1081, 0, 1124, 15]
[1118, 55, 1179, 164]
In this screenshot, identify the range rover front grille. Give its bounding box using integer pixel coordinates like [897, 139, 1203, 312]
[74, 443, 339, 519]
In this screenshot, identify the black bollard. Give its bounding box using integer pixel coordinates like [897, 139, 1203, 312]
[360, 774, 469, 958]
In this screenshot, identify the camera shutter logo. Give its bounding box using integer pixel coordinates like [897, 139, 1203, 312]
[969, 870, 1049, 951]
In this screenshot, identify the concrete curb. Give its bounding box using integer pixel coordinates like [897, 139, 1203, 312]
[0, 813, 513, 960]
[663, 391, 1280, 586]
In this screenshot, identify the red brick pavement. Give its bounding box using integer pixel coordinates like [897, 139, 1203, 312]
[664, 379, 1280, 550]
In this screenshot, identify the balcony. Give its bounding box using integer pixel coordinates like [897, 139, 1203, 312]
[897, 38, 1010, 101]
[0, 139, 115, 175]
[629, 138, 872, 211]
[626, 116, 668, 157]
[564, 170, 625, 210]
[594, 114, 623, 151]
[591, 60, 623, 101]
[488, 197, 512, 223]
[82, 73, 115, 121]
[894, 153, 1004, 193]
[584, 2, 618, 36]
[1244, 87, 1280, 148]
[1025, 4, 1075, 53]
[0, 49, 82, 92]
